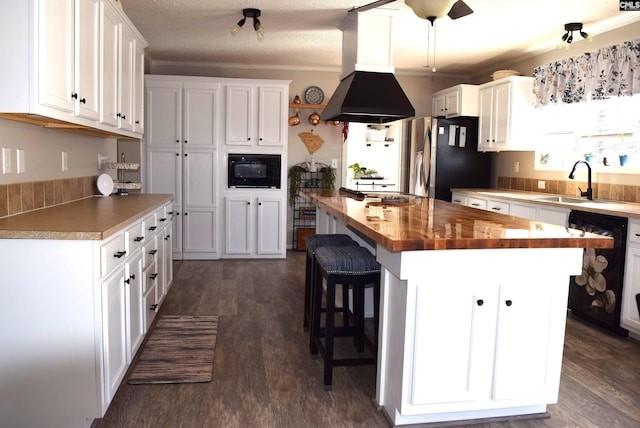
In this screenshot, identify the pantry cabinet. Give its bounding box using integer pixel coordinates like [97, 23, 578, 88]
[225, 84, 287, 146]
[432, 84, 479, 118]
[145, 77, 221, 260]
[224, 195, 285, 257]
[477, 76, 536, 152]
[0, 0, 147, 139]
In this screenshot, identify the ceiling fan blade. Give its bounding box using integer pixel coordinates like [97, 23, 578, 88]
[447, 0, 473, 19]
[349, 0, 397, 13]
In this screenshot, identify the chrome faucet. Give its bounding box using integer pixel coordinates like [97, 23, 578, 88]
[568, 160, 593, 200]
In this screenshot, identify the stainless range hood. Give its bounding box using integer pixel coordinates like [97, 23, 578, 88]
[321, 9, 415, 124]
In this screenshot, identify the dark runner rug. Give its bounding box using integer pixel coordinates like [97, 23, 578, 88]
[127, 315, 218, 384]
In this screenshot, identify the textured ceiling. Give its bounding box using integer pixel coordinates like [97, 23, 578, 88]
[120, 0, 640, 76]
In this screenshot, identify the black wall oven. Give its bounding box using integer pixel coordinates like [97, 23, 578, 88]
[228, 153, 281, 189]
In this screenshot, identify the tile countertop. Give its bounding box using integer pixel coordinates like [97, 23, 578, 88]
[0, 193, 173, 240]
[452, 188, 640, 219]
[303, 190, 612, 252]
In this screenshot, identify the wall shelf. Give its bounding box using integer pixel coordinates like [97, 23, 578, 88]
[289, 103, 326, 109]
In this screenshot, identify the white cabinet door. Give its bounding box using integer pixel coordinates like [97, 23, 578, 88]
[412, 279, 498, 405]
[487, 199, 510, 215]
[38, 0, 75, 114]
[225, 85, 253, 145]
[256, 197, 284, 254]
[125, 250, 144, 361]
[257, 86, 286, 146]
[101, 263, 128, 406]
[75, 0, 100, 120]
[147, 148, 182, 198]
[162, 221, 174, 291]
[143, 261, 159, 331]
[118, 24, 135, 131]
[183, 149, 218, 256]
[536, 207, 569, 227]
[444, 90, 461, 116]
[492, 283, 554, 400]
[100, 2, 120, 127]
[478, 86, 493, 151]
[133, 43, 145, 133]
[225, 196, 252, 254]
[451, 192, 467, 205]
[184, 208, 218, 254]
[183, 85, 219, 147]
[432, 94, 445, 117]
[467, 196, 488, 210]
[145, 83, 182, 147]
[492, 81, 511, 149]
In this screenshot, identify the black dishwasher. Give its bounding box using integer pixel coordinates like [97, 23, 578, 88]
[568, 210, 628, 336]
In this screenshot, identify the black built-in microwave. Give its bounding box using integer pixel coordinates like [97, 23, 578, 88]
[227, 153, 281, 188]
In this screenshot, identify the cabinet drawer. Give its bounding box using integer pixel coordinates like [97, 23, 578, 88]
[467, 197, 487, 210]
[487, 200, 510, 214]
[156, 205, 171, 226]
[143, 213, 157, 235]
[142, 235, 158, 269]
[125, 221, 145, 254]
[629, 221, 640, 244]
[451, 194, 467, 205]
[100, 232, 127, 277]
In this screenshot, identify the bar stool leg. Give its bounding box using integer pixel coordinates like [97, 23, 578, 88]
[353, 284, 365, 353]
[309, 256, 323, 356]
[303, 251, 313, 331]
[323, 277, 336, 390]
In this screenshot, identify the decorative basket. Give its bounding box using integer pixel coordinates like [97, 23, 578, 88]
[491, 69, 521, 80]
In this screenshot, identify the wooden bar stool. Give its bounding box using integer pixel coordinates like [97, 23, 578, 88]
[310, 245, 381, 389]
[303, 234, 358, 332]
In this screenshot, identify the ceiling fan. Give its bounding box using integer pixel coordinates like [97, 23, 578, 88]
[350, 0, 473, 20]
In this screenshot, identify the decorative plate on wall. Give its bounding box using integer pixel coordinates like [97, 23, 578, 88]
[304, 86, 324, 104]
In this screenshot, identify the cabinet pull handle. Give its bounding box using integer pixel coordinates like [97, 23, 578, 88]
[635, 233, 640, 237]
[116, 113, 121, 118]
[247, 202, 251, 205]
[476, 299, 484, 306]
[176, 140, 180, 143]
[491, 207, 501, 211]
[159, 217, 167, 222]
[149, 249, 158, 255]
[134, 236, 144, 242]
[149, 226, 157, 231]
[113, 251, 126, 258]
[505, 300, 513, 307]
[80, 97, 86, 104]
[184, 140, 188, 143]
[150, 273, 158, 280]
[247, 137, 251, 141]
[135, 120, 140, 124]
[150, 304, 158, 311]
[471, 203, 480, 207]
[168, 211, 174, 215]
[453, 199, 461, 203]
[164, 234, 171, 240]
[121, 114, 126, 120]
[71, 92, 78, 99]
[258, 202, 262, 205]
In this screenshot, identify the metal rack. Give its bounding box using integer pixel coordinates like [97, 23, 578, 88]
[291, 162, 328, 250]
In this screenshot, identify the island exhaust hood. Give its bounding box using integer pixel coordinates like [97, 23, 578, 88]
[321, 10, 415, 124]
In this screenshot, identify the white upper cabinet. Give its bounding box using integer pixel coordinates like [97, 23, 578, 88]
[225, 84, 287, 146]
[477, 76, 537, 152]
[0, 0, 147, 139]
[432, 84, 479, 118]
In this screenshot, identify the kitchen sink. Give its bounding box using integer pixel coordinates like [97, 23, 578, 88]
[533, 196, 606, 204]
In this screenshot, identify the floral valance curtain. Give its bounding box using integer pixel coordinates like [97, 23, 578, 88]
[533, 38, 640, 107]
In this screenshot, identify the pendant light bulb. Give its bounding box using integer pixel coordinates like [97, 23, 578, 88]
[231, 17, 245, 35]
[254, 18, 264, 41]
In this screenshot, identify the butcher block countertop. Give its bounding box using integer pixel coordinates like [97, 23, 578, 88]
[0, 194, 172, 240]
[303, 190, 612, 252]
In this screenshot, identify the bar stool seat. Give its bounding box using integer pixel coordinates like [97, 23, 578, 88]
[303, 234, 358, 332]
[310, 245, 381, 389]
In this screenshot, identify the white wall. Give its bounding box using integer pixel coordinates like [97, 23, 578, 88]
[0, 118, 116, 185]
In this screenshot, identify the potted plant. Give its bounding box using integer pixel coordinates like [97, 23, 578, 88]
[320, 166, 335, 191]
[288, 165, 304, 206]
[619, 154, 629, 166]
[584, 153, 594, 162]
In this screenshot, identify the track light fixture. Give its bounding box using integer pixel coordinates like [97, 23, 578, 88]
[231, 8, 264, 41]
[559, 22, 592, 48]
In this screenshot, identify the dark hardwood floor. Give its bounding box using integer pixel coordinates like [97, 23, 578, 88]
[94, 251, 640, 428]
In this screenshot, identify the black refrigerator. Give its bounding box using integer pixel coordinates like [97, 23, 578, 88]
[404, 116, 493, 201]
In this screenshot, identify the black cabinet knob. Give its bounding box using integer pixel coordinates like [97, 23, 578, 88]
[476, 299, 484, 306]
[505, 300, 513, 307]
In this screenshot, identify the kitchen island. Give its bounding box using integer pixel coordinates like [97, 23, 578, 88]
[0, 194, 173, 428]
[303, 191, 612, 426]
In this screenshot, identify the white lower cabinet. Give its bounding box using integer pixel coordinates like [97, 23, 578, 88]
[412, 277, 554, 406]
[0, 199, 173, 428]
[224, 194, 285, 257]
[621, 220, 640, 337]
[452, 192, 569, 227]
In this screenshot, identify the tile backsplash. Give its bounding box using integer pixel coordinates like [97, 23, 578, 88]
[0, 176, 98, 218]
[497, 176, 640, 203]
